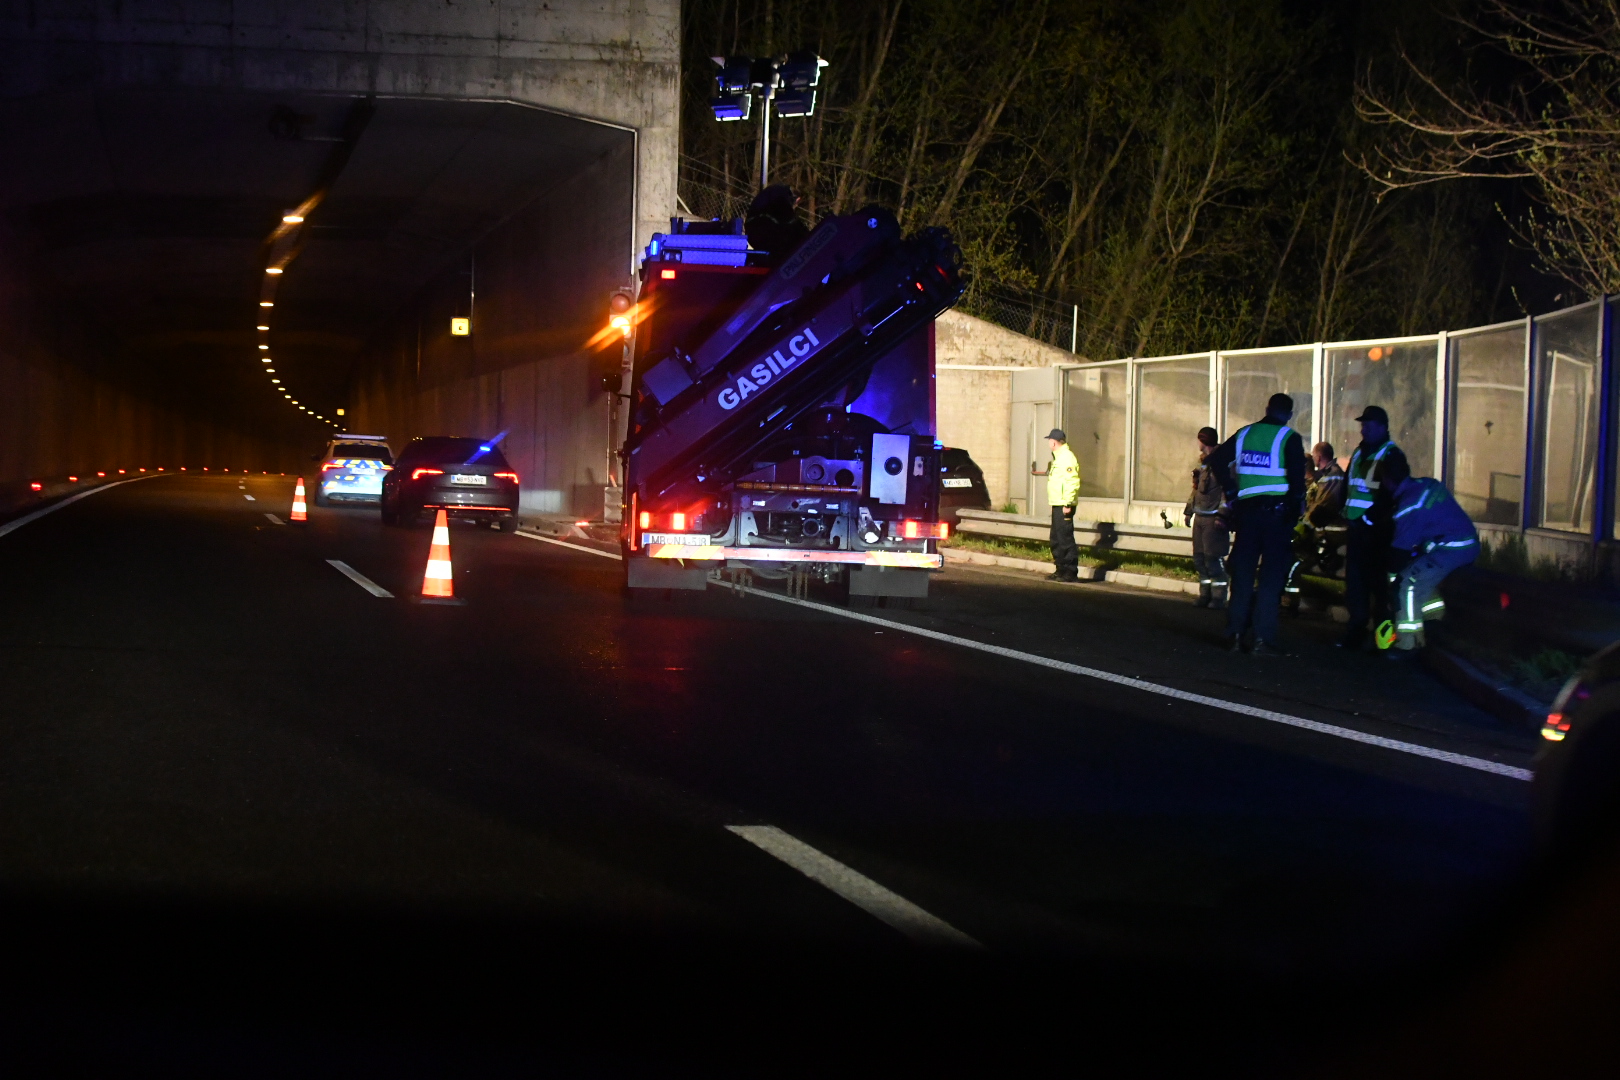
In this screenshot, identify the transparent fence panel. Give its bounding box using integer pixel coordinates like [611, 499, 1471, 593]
[1133, 358, 1210, 502]
[1065, 364, 1129, 498]
[1325, 339, 1437, 478]
[1449, 323, 1527, 525]
[1220, 348, 1313, 445]
[1535, 302, 1602, 533]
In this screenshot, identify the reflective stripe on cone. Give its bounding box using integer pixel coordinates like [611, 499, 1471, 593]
[291, 477, 308, 522]
[422, 509, 454, 598]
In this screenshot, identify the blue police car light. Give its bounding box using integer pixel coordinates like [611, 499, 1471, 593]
[479, 445, 492, 452]
[867, 218, 878, 228]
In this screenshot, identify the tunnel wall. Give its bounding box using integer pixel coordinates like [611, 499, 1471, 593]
[0, 228, 301, 513]
[350, 138, 636, 518]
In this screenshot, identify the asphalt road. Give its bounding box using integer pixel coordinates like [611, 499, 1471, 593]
[0, 475, 1546, 1073]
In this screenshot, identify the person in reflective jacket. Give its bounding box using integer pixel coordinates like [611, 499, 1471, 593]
[1337, 406, 1408, 650]
[1382, 455, 1478, 654]
[1045, 429, 1082, 582]
[1206, 393, 1306, 655]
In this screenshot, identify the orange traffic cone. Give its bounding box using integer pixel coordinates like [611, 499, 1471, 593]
[419, 509, 462, 604]
[290, 477, 308, 522]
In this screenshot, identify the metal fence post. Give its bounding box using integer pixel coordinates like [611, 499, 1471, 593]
[1071, 304, 1079, 354]
[1310, 342, 1324, 449]
[1435, 330, 1450, 485]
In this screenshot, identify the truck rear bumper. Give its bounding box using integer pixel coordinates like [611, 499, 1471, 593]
[643, 544, 941, 569]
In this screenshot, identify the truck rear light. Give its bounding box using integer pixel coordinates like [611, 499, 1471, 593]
[661, 269, 677, 279]
[494, 471, 519, 482]
[671, 512, 686, 531]
[639, 511, 651, 529]
[900, 520, 948, 539]
[411, 468, 444, 481]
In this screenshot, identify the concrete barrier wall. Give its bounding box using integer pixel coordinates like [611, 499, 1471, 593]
[935, 310, 1076, 509]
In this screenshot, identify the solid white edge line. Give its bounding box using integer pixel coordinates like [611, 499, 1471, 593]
[0, 475, 163, 540]
[726, 584, 1534, 783]
[263, 513, 285, 525]
[514, 530, 622, 560]
[727, 825, 982, 949]
[326, 559, 394, 598]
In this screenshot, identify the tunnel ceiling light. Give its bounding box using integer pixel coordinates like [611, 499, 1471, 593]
[256, 325, 269, 331]
[282, 214, 304, 223]
[265, 267, 283, 275]
[260, 301, 273, 307]
[271, 379, 280, 384]
[258, 344, 269, 350]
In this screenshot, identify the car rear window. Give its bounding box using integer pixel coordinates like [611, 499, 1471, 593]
[941, 448, 974, 471]
[410, 437, 511, 469]
[330, 443, 393, 463]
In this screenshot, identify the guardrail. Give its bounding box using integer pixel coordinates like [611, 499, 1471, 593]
[954, 509, 1193, 557]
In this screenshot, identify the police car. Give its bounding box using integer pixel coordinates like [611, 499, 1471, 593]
[315, 435, 393, 506]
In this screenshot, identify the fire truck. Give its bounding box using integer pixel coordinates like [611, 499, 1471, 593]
[618, 206, 965, 601]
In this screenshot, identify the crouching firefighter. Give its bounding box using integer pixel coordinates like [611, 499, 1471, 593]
[1380, 455, 1478, 654]
[1184, 426, 1229, 608]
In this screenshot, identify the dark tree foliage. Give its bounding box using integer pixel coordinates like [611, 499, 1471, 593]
[682, 0, 1521, 358]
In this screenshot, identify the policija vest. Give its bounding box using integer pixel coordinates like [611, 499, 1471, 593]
[1345, 440, 1398, 521]
[1231, 422, 1291, 499]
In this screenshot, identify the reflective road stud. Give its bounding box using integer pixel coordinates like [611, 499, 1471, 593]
[420, 509, 458, 603]
[290, 477, 308, 522]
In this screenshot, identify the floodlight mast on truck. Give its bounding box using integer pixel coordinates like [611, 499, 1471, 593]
[617, 207, 966, 601]
[710, 51, 827, 188]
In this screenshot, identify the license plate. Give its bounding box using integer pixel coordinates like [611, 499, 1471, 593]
[941, 477, 973, 488]
[643, 532, 708, 546]
[451, 474, 487, 485]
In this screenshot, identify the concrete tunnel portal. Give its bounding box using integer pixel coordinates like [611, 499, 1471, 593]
[0, 2, 679, 518]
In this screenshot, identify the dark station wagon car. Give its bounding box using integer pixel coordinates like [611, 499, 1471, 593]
[938, 447, 992, 526]
[380, 436, 521, 530]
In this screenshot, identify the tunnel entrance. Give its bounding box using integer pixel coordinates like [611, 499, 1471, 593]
[2, 88, 635, 511]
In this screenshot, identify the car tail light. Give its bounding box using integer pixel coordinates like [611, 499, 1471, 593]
[494, 471, 518, 482]
[379, 464, 392, 471]
[900, 520, 948, 539]
[411, 468, 444, 481]
[671, 512, 686, 531]
[1542, 712, 1571, 742]
[29, 482, 42, 491]
[321, 462, 343, 471]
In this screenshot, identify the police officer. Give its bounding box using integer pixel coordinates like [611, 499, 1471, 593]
[1183, 426, 1229, 608]
[1337, 406, 1408, 650]
[1045, 428, 1081, 582]
[1207, 393, 1306, 655]
[1382, 455, 1478, 654]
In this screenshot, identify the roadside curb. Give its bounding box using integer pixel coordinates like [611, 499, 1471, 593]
[1422, 645, 1547, 731]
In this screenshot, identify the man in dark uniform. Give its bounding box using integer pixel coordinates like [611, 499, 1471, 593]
[1184, 426, 1229, 608]
[1207, 393, 1306, 655]
[1337, 406, 1408, 650]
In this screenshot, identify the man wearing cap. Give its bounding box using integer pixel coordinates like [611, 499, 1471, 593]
[1045, 429, 1082, 582]
[1206, 393, 1306, 655]
[1337, 406, 1408, 650]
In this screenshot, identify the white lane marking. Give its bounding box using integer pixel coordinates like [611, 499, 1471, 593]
[263, 513, 285, 525]
[727, 825, 982, 949]
[726, 584, 1534, 783]
[0, 475, 162, 540]
[514, 530, 622, 560]
[326, 559, 394, 598]
[244, 494, 256, 501]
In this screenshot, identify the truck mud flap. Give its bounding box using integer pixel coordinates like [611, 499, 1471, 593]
[848, 565, 929, 598]
[626, 557, 710, 592]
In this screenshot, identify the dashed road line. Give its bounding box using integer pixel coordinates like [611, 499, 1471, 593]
[326, 559, 394, 598]
[244, 493, 256, 501]
[726, 825, 981, 949]
[263, 513, 285, 525]
[514, 530, 621, 560]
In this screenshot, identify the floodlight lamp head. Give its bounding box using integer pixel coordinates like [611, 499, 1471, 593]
[712, 56, 755, 94]
[778, 52, 827, 90]
[710, 92, 751, 122]
[773, 88, 818, 117]
[608, 290, 634, 315]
